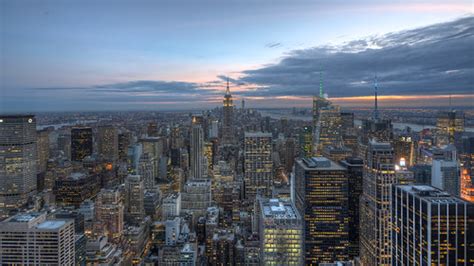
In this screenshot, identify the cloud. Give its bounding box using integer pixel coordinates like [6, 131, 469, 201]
[265, 42, 282, 48]
[238, 16, 474, 98]
[8, 16, 473, 111]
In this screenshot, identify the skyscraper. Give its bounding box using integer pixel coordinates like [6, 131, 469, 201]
[461, 137, 474, 202]
[244, 132, 273, 199]
[95, 188, 124, 241]
[190, 115, 205, 179]
[431, 158, 460, 196]
[299, 126, 313, 158]
[71, 127, 93, 162]
[391, 185, 473, 265]
[436, 110, 464, 146]
[257, 197, 303, 265]
[294, 157, 349, 264]
[339, 157, 363, 259]
[360, 140, 396, 266]
[0, 115, 37, 218]
[98, 125, 118, 161]
[315, 105, 343, 154]
[124, 174, 145, 225]
[36, 128, 50, 174]
[222, 79, 234, 145]
[0, 212, 75, 265]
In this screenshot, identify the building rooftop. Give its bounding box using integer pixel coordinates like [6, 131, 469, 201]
[261, 198, 299, 220]
[397, 185, 468, 204]
[299, 157, 345, 170]
[8, 212, 43, 223]
[36, 220, 67, 230]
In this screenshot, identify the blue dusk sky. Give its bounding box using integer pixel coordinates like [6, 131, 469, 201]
[1, 0, 473, 111]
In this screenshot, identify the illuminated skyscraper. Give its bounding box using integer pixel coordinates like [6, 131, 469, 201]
[391, 185, 473, 265]
[461, 137, 474, 202]
[393, 135, 417, 167]
[124, 174, 145, 225]
[0, 115, 37, 218]
[314, 105, 343, 155]
[95, 188, 124, 241]
[244, 132, 273, 199]
[294, 157, 349, 264]
[339, 157, 363, 259]
[257, 197, 302, 265]
[98, 125, 118, 161]
[436, 110, 464, 146]
[360, 140, 396, 266]
[190, 115, 205, 179]
[299, 126, 313, 158]
[71, 127, 93, 162]
[222, 79, 234, 145]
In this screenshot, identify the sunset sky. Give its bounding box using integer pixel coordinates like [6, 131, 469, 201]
[1, 0, 473, 111]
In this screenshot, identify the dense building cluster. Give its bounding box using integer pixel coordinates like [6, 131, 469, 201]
[0, 80, 473, 265]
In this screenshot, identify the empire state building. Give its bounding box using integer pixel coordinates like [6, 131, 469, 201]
[222, 79, 234, 145]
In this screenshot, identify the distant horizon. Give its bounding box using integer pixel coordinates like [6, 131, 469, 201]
[1, 1, 473, 111]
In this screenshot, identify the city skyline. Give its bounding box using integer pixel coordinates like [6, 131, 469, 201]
[1, 1, 473, 112]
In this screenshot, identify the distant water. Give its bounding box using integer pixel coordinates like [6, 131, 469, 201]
[260, 110, 474, 133]
[37, 120, 97, 130]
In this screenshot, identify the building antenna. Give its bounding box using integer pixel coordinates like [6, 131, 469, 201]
[373, 74, 379, 120]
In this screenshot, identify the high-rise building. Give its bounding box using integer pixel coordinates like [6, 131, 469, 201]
[190, 115, 205, 179]
[181, 179, 212, 218]
[57, 131, 71, 159]
[98, 125, 118, 161]
[162, 192, 181, 220]
[340, 112, 354, 135]
[461, 137, 474, 202]
[222, 79, 234, 145]
[257, 197, 303, 265]
[299, 126, 313, 158]
[0, 212, 75, 265]
[431, 158, 460, 196]
[118, 132, 131, 161]
[0, 115, 37, 217]
[436, 110, 464, 146]
[339, 157, 363, 259]
[36, 128, 50, 174]
[54, 172, 100, 208]
[124, 174, 145, 225]
[244, 132, 273, 199]
[294, 157, 349, 264]
[139, 153, 155, 189]
[95, 189, 124, 241]
[314, 105, 343, 155]
[393, 135, 417, 167]
[360, 140, 396, 266]
[391, 185, 474, 265]
[71, 127, 93, 162]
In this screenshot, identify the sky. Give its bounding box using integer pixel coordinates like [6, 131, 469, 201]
[1, 0, 473, 112]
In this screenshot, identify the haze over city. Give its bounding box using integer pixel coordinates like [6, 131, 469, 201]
[1, 0, 473, 111]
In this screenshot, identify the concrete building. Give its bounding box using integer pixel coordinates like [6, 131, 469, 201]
[257, 198, 302, 265]
[244, 132, 273, 199]
[0, 212, 75, 265]
[360, 140, 396, 266]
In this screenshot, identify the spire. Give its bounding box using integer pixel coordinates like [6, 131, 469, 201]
[319, 64, 323, 98]
[225, 77, 230, 95]
[373, 74, 379, 120]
